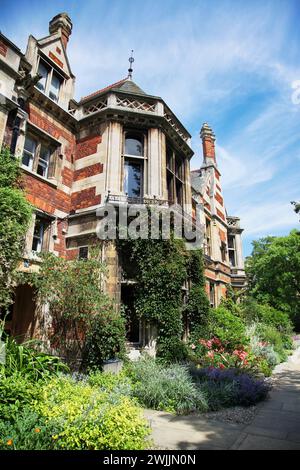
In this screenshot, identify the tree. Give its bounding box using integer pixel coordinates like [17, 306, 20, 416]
[246, 230, 300, 328]
[29, 251, 126, 367]
[0, 147, 32, 310]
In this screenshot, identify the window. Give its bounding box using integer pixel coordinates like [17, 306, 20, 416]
[36, 61, 49, 92]
[49, 73, 61, 102]
[32, 217, 45, 253]
[220, 241, 227, 262]
[124, 160, 143, 197]
[166, 144, 185, 207]
[37, 145, 51, 178]
[123, 133, 145, 199]
[125, 135, 143, 156]
[209, 282, 215, 307]
[36, 58, 63, 103]
[22, 136, 36, 170]
[22, 132, 58, 180]
[228, 235, 236, 267]
[78, 246, 89, 260]
[205, 218, 211, 256]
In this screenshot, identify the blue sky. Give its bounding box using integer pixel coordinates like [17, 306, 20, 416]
[1, 0, 300, 256]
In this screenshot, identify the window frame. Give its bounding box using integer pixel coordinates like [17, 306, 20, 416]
[36, 56, 64, 104]
[22, 129, 59, 180]
[122, 131, 147, 199]
[166, 143, 185, 207]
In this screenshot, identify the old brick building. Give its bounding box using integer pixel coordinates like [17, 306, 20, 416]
[0, 13, 245, 349]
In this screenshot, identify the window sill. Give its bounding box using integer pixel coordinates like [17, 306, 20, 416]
[21, 166, 58, 188]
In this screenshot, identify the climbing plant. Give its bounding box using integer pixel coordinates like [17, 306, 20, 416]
[118, 210, 210, 362]
[0, 147, 32, 310]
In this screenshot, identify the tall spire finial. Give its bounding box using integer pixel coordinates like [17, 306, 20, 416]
[128, 50, 134, 80]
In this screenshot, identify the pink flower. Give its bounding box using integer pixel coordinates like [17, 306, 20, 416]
[218, 363, 225, 369]
[207, 351, 215, 358]
[191, 344, 196, 350]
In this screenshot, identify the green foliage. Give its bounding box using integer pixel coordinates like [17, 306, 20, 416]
[246, 231, 300, 327]
[206, 306, 248, 350]
[0, 146, 21, 188]
[83, 312, 126, 369]
[0, 148, 32, 309]
[240, 299, 293, 335]
[33, 375, 150, 450]
[118, 228, 209, 361]
[0, 407, 55, 450]
[30, 251, 126, 366]
[126, 356, 208, 414]
[0, 319, 68, 380]
[0, 372, 40, 422]
[255, 323, 290, 362]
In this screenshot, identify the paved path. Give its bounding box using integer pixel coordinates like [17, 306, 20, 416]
[145, 346, 300, 450]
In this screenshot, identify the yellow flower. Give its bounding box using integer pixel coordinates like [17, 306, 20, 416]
[34, 428, 41, 433]
[52, 435, 58, 440]
[7, 439, 13, 446]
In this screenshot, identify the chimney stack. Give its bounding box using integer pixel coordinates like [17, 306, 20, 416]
[200, 123, 216, 163]
[49, 13, 72, 49]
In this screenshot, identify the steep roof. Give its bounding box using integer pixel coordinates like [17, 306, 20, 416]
[80, 77, 147, 103]
[191, 169, 207, 195]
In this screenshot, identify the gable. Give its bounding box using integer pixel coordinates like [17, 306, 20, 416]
[37, 35, 73, 77]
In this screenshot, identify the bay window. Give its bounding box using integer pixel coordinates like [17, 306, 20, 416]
[123, 132, 145, 200]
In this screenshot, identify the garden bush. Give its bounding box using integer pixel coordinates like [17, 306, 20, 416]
[32, 375, 149, 450]
[0, 372, 40, 422]
[0, 407, 56, 450]
[192, 367, 270, 410]
[126, 356, 208, 414]
[205, 306, 248, 351]
[240, 300, 293, 335]
[82, 312, 126, 370]
[254, 323, 290, 362]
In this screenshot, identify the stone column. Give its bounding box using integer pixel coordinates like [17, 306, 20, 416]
[105, 121, 123, 194]
[234, 232, 244, 269]
[147, 128, 161, 198]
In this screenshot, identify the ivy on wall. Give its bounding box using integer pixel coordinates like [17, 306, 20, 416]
[0, 147, 32, 310]
[118, 215, 210, 361]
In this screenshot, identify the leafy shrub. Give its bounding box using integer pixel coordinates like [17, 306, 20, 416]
[246, 325, 280, 368]
[2, 336, 68, 380]
[192, 367, 270, 410]
[205, 306, 248, 351]
[0, 407, 56, 450]
[33, 375, 149, 450]
[83, 312, 126, 369]
[240, 300, 293, 335]
[88, 370, 132, 396]
[255, 323, 289, 362]
[126, 356, 208, 414]
[0, 372, 40, 422]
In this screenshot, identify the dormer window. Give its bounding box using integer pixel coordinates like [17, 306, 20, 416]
[49, 73, 61, 102]
[36, 61, 49, 93]
[36, 58, 63, 104]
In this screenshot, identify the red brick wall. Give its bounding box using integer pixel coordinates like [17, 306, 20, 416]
[76, 135, 102, 160]
[71, 187, 101, 211]
[62, 167, 73, 187]
[0, 40, 8, 57]
[74, 163, 103, 181]
[202, 137, 215, 160]
[53, 219, 68, 257]
[216, 208, 225, 221]
[215, 192, 224, 206]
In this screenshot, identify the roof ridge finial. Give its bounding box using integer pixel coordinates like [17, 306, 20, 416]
[128, 50, 134, 80]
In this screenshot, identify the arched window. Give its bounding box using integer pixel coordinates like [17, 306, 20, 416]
[124, 133, 144, 157]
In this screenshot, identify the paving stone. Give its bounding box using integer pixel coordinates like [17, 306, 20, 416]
[237, 435, 300, 450]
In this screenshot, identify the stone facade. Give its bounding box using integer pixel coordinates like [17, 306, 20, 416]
[0, 13, 246, 345]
